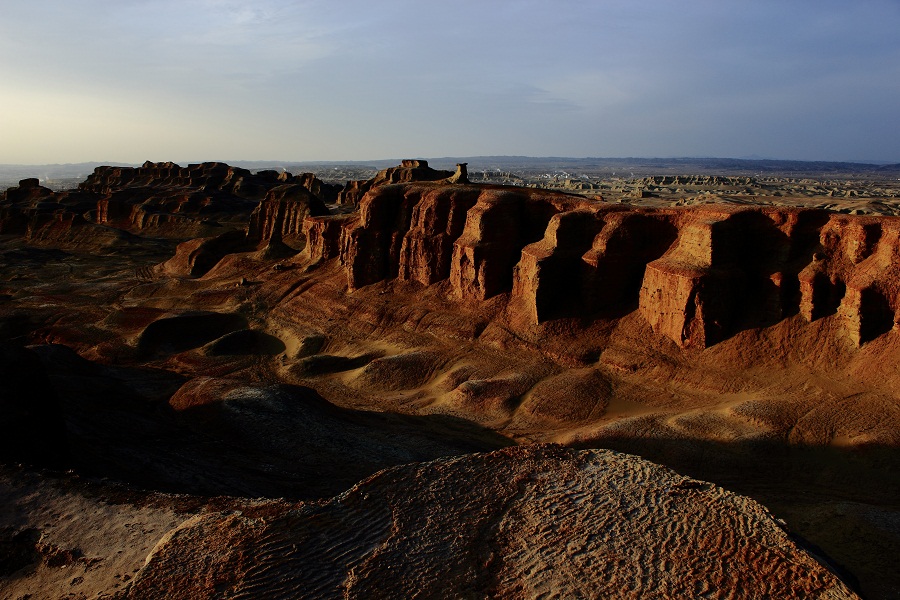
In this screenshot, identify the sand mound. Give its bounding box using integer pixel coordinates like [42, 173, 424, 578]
[135, 312, 247, 356]
[200, 329, 286, 356]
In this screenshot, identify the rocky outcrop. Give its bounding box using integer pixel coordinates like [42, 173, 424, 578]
[0, 179, 96, 239]
[292, 172, 341, 204]
[799, 215, 900, 345]
[581, 210, 678, 314]
[123, 445, 858, 599]
[639, 175, 755, 187]
[637, 207, 899, 348]
[336, 159, 454, 205]
[1, 162, 341, 250]
[86, 162, 337, 236]
[339, 183, 592, 296]
[447, 162, 469, 184]
[87, 162, 272, 233]
[246, 184, 329, 246]
[323, 183, 900, 348]
[302, 214, 355, 263]
[398, 186, 483, 285]
[81, 161, 279, 199]
[156, 230, 253, 277]
[511, 208, 605, 323]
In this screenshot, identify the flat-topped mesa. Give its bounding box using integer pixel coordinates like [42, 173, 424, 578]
[336, 159, 455, 205]
[87, 161, 336, 197]
[338, 182, 596, 298]
[86, 162, 337, 234]
[82, 162, 252, 195]
[326, 182, 900, 348]
[246, 184, 329, 247]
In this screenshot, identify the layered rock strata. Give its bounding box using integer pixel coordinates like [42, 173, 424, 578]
[316, 183, 900, 348]
[246, 184, 329, 246]
[0, 162, 338, 243]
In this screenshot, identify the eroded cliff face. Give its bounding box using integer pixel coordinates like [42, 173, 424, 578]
[246, 184, 329, 246]
[313, 182, 900, 349]
[6, 164, 899, 351]
[0, 162, 341, 246]
[0, 178, 100, 242]
[89, 162, 338, 234]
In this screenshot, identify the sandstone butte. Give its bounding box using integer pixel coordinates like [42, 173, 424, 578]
[2, 160, 899, 598]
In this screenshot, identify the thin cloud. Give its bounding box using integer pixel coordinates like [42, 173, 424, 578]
[0, 0, 897, 163]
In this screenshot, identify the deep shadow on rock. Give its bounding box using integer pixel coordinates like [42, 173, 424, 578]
[201, 329, 286, 356]
[135, 312, 248, 357]
[0, 344, 68, 468]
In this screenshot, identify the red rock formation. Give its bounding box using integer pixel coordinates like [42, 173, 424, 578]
[80, 161, 259, 197]
[86, 162, 339, 236]
[1, 162, 343, 252]
[799, 215, 900, 345]
[290, 172, 341, 204]
[511, 208, 605, 324]
[448, 188, 589, 301]
[447, 162, 469, 184]
[0, 179, 80, 236]
[321, 182, 900, 348]
[340, 184, 420, 288]
[336, 159, 454, 205]
[156, 230, 252, 277]
[636, 206, 898, 348]
[398, 186, 482, 285]
[302, 214, 357, 263]
[338, 183, 591, 296]
[246, 184, 328, 246]
[581, 210, 678, 314]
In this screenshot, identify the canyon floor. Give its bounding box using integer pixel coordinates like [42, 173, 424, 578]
[1, 161, 899, 598]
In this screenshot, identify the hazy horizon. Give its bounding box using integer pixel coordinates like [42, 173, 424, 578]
[3, 154, 898, 170]
[2, 1, 898, 165]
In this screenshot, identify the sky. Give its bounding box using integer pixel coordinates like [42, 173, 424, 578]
[1, 0, 898, 164]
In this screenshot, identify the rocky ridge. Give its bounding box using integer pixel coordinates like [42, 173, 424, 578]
[306, 181, 900, 349]
[0, 162, 339, 245]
